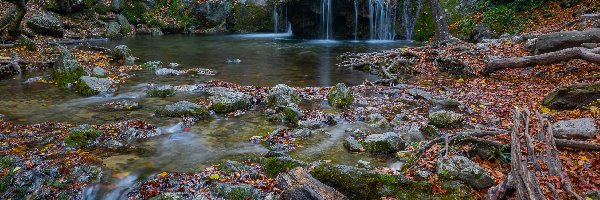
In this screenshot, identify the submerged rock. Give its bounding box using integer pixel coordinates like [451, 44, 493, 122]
[27, 15, 64, 38]
[267, 84, 300, 109]
[327, 83, 353, 108]
[428, 110, 464, 128]
[276, 167, 347, 200]
[552, 118, 599, 139]
[155, 101, 210, 119]
[363, 132, 405, 154]
[76, 76, 111, 96]
[437, 156, 494, 189]
[208, 87, 251, 113]
[103, 99, 140, 111]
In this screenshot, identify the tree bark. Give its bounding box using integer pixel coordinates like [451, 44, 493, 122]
[1, 0, 28, 39]
[482, 47, 600, 75]
[426, 0, 450, 42]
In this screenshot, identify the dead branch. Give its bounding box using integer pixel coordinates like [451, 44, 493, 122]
[482, 47, 600, 75]
[555, 139, 600, 151]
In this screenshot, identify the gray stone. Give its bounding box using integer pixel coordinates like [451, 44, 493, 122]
[103, 140, 124, 148]
[92, 66, 106, 77]
[583, 190, 600, 200]
[112, 45, 131, 60]
[208, 87, 251, 113]
[414, 170, 431, 181]
[437, 156, 494, 189]
[77, 76, 111, 95]
[210, 183, 261, 200]
[363, 132, 405, 154]
[327, 83, 353, 108]
[155, 68, 181, 76]
[434, 57, 475, 78]
[290, 129, 312, 138]
[407, 88, 432, 101]
[117, 14, 132, 34]
[105, 22, 122, 38]
[27, 15, 64, 37]
[124, 56, 136, 66]
[267, 84, 300, 108]
[553, 118, 599, 139]
[402, 128, 425, 142]
[365, 113, 390, 128]
[151, 28, 164, 36]
[343, 136, 363, 152]
[428, 110, 464, 128]
[276, 167, 346, 200]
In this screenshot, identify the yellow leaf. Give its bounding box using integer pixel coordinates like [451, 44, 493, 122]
[160, 171, 168, 177]
[210, 174, 220, 180]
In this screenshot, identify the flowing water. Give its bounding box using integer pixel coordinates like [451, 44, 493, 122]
[402, 0, 422, 40]
[0, 34, 411, 199]
[369, 0, 398, 40]
[321, 0, 333, 40]
[354, 0, 359, 40]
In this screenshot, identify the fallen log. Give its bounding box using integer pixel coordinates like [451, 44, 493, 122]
[532, 28, 600, 54]
[481, 46, 600, 75]
[555, 139, 600, 151]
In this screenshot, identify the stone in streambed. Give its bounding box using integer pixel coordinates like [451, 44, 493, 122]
[276, 167, 347, 200]
[363, 132, 405, 154]
[76, 76, 111, 96]
[208, 87, 250, 113]
[155, 101, 209, 119]
[327, 83, 353, 108]
[437, 155, 494, 189]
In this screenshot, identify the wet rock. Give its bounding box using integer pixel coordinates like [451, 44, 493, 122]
[53, 0, 85, 13]
[343, 136, 363, 152]
[112, 45, 131, 61]
[542, 83, 600, 109]
[263, 157, 308, 178]
[76, 76, 111, 96]
[552, 118, 599, 139]
[290, 129, 312, 138]
[420, 125, 440, 138]
[437, 156, 494, 189]
[105, 21, 122, 39]
[92, 66, 106, 77]
[125, 56, 136, 66]
[327, 83, 353, 108]
[433, 98, 462, 111]
[148, 193, 181, 200]
[151, 28, 164, 36]
[276, 167, 347, 200]
[65, 124, 101, 148]
[103, 140, 124, 148]
[117, 14, 132, 34]
[298, 119, 324, 130]
[25, 77, 43, 84]
[146, 85, 174, 97]
[268, 84, 300, 109]
[434, 57, 475, 78]
[428, 110, 464, 128]
[52, 48, 85, 87]
[226, 58, 242, 64]
[0, 61, 20, 80]
[583, 190, 600, 200]
[210, 183, 261, 200]
[407, 88, 432, 101]
[365, 113, 391, 129]
[141, 61, 162, 70]
[155, 68, 181, 76]
[208, 87, 251, 113]
[155, 101, 209, 119]
[221, 160, 259, 179]
[27, 15, 64, 37]
[363, 132, 405, 154]
[391, 114, 409, 125]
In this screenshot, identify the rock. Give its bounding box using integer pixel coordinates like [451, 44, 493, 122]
[428, 110, 464, 128]
[434, 57, 475, 78]
[298, 119, 324, 130]
[141, 61, 162, 70]
[437, 156, 494, 189]
[0, 113, 5, 120]
[364, 113, 390, 129]
[208, 87, 251, 113]
[263, 156, 308, 178]
[146, 85, 174, 97]
[0, 61, 20, 80]
[583, 190, 600, 200]
[16, 35, 36, 50]
[117, 14, 132, 34]
[343, 136, 363, 152]
[414, 170, 431, 181]
[112, 45, 131, 60]
[148, 193, 181, 200]
[267, 84, 300, 108]
[52, 48, 85, 87]
[407, 88, 433, 101]
[155, 68, 181, 76]
[226, 58, 242, 64]
[433, 98, 462, 111]
[76, 76, 111, 96]
[401, 128, 425, 142]
[327, 83, 353, 108]
[290, 129, 312, 138]
[221, 160, 259, 179]
[105, 22, 122, 39]
[552, 118, 599, 139]
[92, 66, 106, 77]
[542, 83, 600, 109]
[210, 183, 261, 200]
[65, 124, 101, 148]
[25, 77, 43, 84]
[363, 132, 405, 154]
[124, 56, 136, 66]
[151, 28, 164, 36]
[470, 24, 496, 43]
[155, 101, 209, 119]
[54, 0, 84, 13]
[27, 15, 64, 38]
[276, 167, 347, 200]
[103, 140, 124, 148]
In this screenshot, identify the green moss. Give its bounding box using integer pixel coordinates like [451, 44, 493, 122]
[428, 111, 464, 128]
[64, 126, 101, 148]
[262, 157, 306, 178]
[146, 88, 174, 98]
[123, 1, 148, 24]
[155, 107, 210, 119]
[233, 3, 272, 33]
[141, 61, 162, 70]
[51, 65, 85, 88]
[282, 108, 299, 127]
[75, 78, 99, 96]
[413, 3, 435, 41]
[149, 193, 180, 200]
[327, 83, 354, 108]
[211, 100, 248, 114]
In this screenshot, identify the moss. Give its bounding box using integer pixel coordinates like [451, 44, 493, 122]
[64, 126, 101, 148]
[262, 157, 307, 178]
[51, 65, 85, 88]
[282, 108, 299, 127]
[149, 193, 180, 200]
[141, 61, 162, 70]
[75, 78, 99, 96]
[211, 101, 248, 113]
[146, 88, 174, 98]
[123, 0, 149, 24]
[155, 107, 209, 119]
[413, 3, 435, 41]
[428, 111, 464, 128]
[233, 3, 272, 33]
[327, 83, 354, 108]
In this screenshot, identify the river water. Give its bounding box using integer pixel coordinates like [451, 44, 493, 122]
[0, 34, 412, 199]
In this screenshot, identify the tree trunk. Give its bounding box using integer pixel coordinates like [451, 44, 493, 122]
[426, 0, 450, 42]
[1, 0, 28, 39]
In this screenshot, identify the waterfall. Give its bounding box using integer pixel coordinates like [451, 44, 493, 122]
[354, 0, 359, 40]
[402, 0, 422, 40]
[368, 0, 397, 40]
[273, 5, 279, 33]
[321, 0, 333, 40]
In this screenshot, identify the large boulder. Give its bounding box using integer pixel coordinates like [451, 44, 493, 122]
[327, 83, 353, 108]
[51, 48, 85, 87]
[208, 87, 251, 113]
[276, 167, 347, 200]
[363, 132, 405, 154]
[76, 76, 111, 96]
[55, 0, 85, 13]
[117, 14, 132, 35]
[105, 22, 122, 39]
[26, 15, 65, 38]
[437, 156, 494, 189]
[267, 84, 300, 109]
[542, 83, 600, 109]
[552, 118, 599, 139]
[428, 110, 464, 128]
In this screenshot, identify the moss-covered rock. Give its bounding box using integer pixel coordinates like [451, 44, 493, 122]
[232, 2, 272, 33]
[428, 110, 464, 128]
[112, 45, 132, 60]
[208, 87, 251, 113]
[26, 15, 65, 38]
[263, 156, 308, 178]
[75, 76, 111, 96]
[542, 83, 600, 109]
[146, 85, 174, 97]
[327, 83, 353, 108]
[105, 22, 122, 39]
[437, 156, 494, 189]
[363, 132, 405, 154]
[141, 61, 163, 70]
[51, 48, 86, 87]
[64, 124, 101, 148]
[155, 101, 210, 119]
[209, 183, 261, 200]
[267, 84, 300, 109]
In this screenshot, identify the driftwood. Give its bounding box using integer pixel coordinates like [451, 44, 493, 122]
[481, 46, 600, 75]
[487, 109, 583, 200]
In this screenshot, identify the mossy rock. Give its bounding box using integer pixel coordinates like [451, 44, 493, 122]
[112, 45, 132, 60]
[208, 87, 251, 113]
[146, 87, 174, 98]
[233, 3, 272, 33]
[262, 157, 308, 178]
[155, 101, 210, 119]
[542, 83, 600, 109]
[75, 78, 99, 96]
[282, 107, 300, 127]
[428, 110, 464, 128]
[267, 84, 300, 108]
[209, 183, 261, 200]
[327, 83, 354, 108]
[51, 48, 85, 87]
[141, 61, 163, 70]
[64, 125, 101, 148]
[363, 132, 406, 155]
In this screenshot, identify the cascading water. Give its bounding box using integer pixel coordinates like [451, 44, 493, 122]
[274, 5, 279, 33]
[368, 0, 397, 40]
[402, 0, 422, 40]
[354, 0, 359, 40]
[321, 0, 333, 40]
